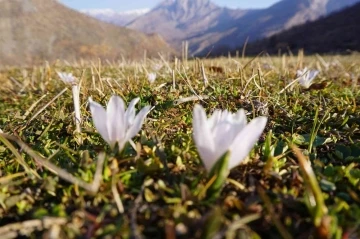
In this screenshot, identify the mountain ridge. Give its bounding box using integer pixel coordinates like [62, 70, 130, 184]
[81, 8, 149, 26]
[127, 0, 250, 53]
[126, 0, 360, 55]
[231, 2, 360, 56]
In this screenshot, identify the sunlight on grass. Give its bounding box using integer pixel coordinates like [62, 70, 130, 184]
[0, 54, 359, 238]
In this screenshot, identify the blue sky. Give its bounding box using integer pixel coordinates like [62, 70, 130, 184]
[60, 0, 281, 11]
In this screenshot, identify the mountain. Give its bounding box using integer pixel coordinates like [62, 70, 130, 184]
[234, 2, 360, 55]
[0, 0, 173, 66]
[127, 0, 360, 55]
[211, 0, 360, 54]
[127, 0, 252, 54]
[81, 8, 149, 26]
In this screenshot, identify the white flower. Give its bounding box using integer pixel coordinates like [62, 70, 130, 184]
[147, 73, 157, 84]
[89, 95, 151, 152]
[296, 68, 319, 89]
[57, 72, 78, 85]
[57, 71, 82, 133]
[152, 63, 163, 71]
[193, 104, 267, 172]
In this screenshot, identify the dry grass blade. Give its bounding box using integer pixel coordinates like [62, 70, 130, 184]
[0, 217, 67, 239]
[27, 88, 68, 125]
[0, 133, 40, 179]
[112, 173, 124, 214]
[0, 172, 27, 185]
[291, 145, 328, 227]
[23, 93, 48, 119]
[173, 95, 209, 105]
[0, 133, 104, 194]
[130, 184, 145, 239]
[226, 213, 261, 237]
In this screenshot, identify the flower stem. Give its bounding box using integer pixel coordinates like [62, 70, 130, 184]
[72, 85, 81, 134]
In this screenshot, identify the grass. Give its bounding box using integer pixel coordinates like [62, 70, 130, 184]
[0, 53, 359, 239]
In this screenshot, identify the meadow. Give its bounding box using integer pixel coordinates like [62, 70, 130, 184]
[0, 53, 359, 239]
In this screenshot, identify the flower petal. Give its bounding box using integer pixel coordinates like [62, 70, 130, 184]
[207, 109, 222, 130]
[125, 97, 140, 128]
[212, 121, 237, 162]
[211, 109, 247, 158]
[233, 109, 247, 123]
[88, 97, 110, 145]
[57, 71, 77, 85]
[231, 109, 247, 131]
[147, 73, 157, 83]
[193, 104, 216, 172]
[125, 105, 151, 143]
[308, 70, 319, 81]
[296, 67, 308, 78]
[107, 95, 126, 147]
[228, 116, 267, 170]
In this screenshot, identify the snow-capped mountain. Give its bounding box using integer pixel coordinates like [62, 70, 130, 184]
[81, 8, 149, 26]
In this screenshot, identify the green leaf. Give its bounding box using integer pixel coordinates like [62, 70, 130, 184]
[320, 179, 336, 192]
[293, 134, 332, 147]
[335, 145, 352, 160]
[206, 151, 230, 200]
[274, 140, 288, 157]
[201, 207, 223, 239]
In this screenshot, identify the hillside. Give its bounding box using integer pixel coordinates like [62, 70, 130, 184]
[211, 0, 360, 54]
[234, 2, 360, 55]
[127, 0, 360, 55]
[0, 0, 173, 66]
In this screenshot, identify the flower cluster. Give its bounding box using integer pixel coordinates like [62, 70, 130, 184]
[53, 68, 270, 200]
[87, 96, 267, 175]
[55, 67, 269, 198]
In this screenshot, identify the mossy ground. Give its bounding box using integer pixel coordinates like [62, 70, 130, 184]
[0, 54, 359, 238]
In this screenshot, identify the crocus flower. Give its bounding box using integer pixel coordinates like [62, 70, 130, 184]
[152, 63, 163, 71]
[88, 95, 151, 152]
[147, 73, 157, 84]
[57, 72, 78, 85]
[296, 68, 320, 89]
[193, 104, 267, 172]
[57, 72, 82, 133]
